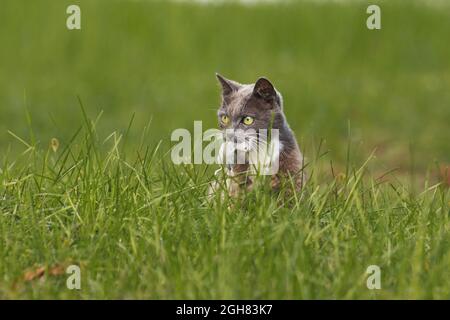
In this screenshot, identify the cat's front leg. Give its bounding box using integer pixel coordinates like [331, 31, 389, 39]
[227, 164, 253, 197]
[207, 166, 252, 203]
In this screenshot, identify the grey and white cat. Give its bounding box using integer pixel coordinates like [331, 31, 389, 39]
[212, 73, 306, 196]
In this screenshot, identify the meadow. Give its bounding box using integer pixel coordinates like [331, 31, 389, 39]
[0, 0, 449, 299]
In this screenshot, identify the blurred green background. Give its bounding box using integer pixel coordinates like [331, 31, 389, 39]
[0, 0, 449, 175]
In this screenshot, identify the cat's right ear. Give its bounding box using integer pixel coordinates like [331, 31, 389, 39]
[216, 73, 240, 96]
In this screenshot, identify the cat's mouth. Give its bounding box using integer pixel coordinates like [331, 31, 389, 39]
[219, 133, 270, 166]
[223, 131, 262, 152]
[224, 137, 261, 155]
[216, 129, 281, 175]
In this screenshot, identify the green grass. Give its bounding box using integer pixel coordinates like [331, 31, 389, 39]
[0, 112, 449, 299]
[0, 0, 449, 299]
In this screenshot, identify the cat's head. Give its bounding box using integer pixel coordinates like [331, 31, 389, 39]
[216, 74, 285, 152]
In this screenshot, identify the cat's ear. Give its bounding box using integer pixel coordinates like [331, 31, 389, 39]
[253, 77, 277, 101]
[216, 73, 240, 96]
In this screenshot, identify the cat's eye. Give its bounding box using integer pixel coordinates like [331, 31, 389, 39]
[243, 116, 254, 125]
[221, 115, 230, 125]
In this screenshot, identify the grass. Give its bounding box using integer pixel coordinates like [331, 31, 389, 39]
[0, 110, 448, 299]
[0, 0, 449, 299]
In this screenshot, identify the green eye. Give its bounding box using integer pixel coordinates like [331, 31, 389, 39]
[243, 116, 254, 125]
[221, 115, 230, 125]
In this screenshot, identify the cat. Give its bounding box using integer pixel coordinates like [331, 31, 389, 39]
[210, 73, 306, 198]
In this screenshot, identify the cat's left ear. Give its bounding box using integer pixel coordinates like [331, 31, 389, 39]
[216, 73, 241, 96]
[253, 77, 277, 101]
